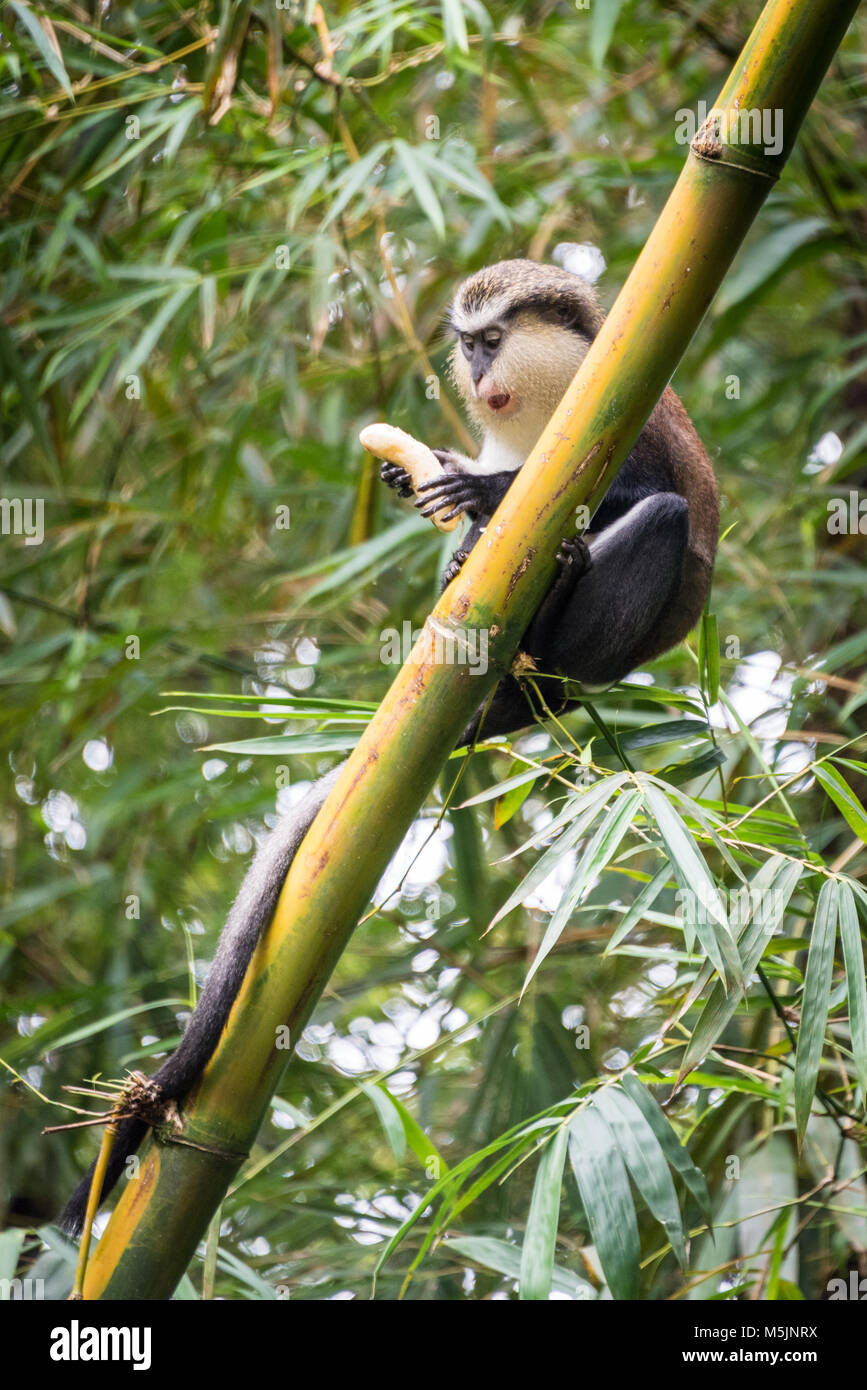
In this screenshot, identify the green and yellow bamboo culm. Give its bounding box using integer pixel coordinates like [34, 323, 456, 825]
[76, 0, 861, 1299]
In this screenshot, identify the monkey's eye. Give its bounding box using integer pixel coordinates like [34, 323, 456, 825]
[460, 333, 475, 355]
[483, 329, 501, 349]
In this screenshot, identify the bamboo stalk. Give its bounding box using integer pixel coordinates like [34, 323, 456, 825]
[81, 0, 861, 1299]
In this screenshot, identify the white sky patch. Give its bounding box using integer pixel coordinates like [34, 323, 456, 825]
[41, 789, 77, 831]
[274, 779, 317, 817]
[295, 636, 320, 665]
[521, 846, 580, 913]
[222, 822, 254, 856]
[562, 1004, 585, 1029]
[513, 731, 550, 757]
[405, 1009, 443, 1051]
[326, 1037, 368, 1075]
[804, 430, 844, 474]
[65, 820, 87, 851]
[716, 650, 812, 777]
[83, 738, 113, 771]
[602, 1047, 630, 1071]
[369, 1020, 402, 1048]
[552, 241, 607, 283]
[610, 985, 653, 1019]
[285, 665, 315, 691]
[376, 817, 453, 902]
[14, 776, 37, 804]
[412, 947, 439, 974]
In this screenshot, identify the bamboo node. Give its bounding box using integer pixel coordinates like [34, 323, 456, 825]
[691, 113, 722, 159]
[511, 650, 539, 678]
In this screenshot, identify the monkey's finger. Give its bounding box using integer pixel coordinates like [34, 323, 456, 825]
[416, 487, 472, 511]
[381, 463, 411, 484]
[416, 495, 467, 519]
[417, 501, 458, 519]
[416, 476, 467, 494]
[438, 505, 467, 523]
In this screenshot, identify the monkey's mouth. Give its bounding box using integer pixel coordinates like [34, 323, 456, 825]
[487, 392, 512, 412]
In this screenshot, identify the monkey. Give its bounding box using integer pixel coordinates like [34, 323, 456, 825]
[399, 258, 719, 741]
[59, 259, 718, 1235]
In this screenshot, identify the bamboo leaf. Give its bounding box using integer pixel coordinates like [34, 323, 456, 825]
[441, 0, 469, 53]
[677, 856, 803, 1079]
[445, 1236, 594, 1300]
[837, 881, 867, 1104]
[9, 1, 73, 98]
[203, 733, 359, 756]
[794, 878, 838, 1145]
[164, 98, 199, 162]
[606, 864, 673, 954]
[494, 774, 535, 829]
[699, 612, 720, 704]
[620, 1073, 711, 1224]
[0, 321, 58, 474]
[569, 1104, 639, 1300]
[321, 143, 388, 229]
[412, 144, 510, 224]
[498, 772, 627, 861]
[489, 775, 623, 926]
[717, 218, 828, 311]
[379, 1085, 447, 1175]
[618, 718, 711, 752]
[361, 1081, 405, 1161]
[644, 781, 739, 986]
[590, 0, 625, 69]
[519, 1124, 569, 1300]
[523, 787, 643, 992]
[199, 274, 217, 351]
[661, 747, 726, 786]
[814, 763, 867, 841]
[594, 1088, 686, 1267]
[115, 284, 195, 382]
[81, 109, 183, 190]
[459, 765, 545, 808]
[393, 140, 446, 239]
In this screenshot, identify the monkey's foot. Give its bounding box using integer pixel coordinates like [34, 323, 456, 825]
[442, 549, 470, 587]
[556, 535, 592, 575]
[380, 460, 414, 499]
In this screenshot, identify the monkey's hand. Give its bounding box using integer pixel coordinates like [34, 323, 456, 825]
[380, 460, 414, 499]
[416, 469, 516, 524]
[360, 423, 458, 532]
[431, 448, 476, 475]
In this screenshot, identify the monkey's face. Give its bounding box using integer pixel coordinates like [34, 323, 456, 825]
[449, 311, 591, 455]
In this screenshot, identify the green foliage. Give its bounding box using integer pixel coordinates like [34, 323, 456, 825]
[1, 0, 866, 1301]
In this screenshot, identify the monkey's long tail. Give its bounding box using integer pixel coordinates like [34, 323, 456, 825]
[59, 765, 345, 1237]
